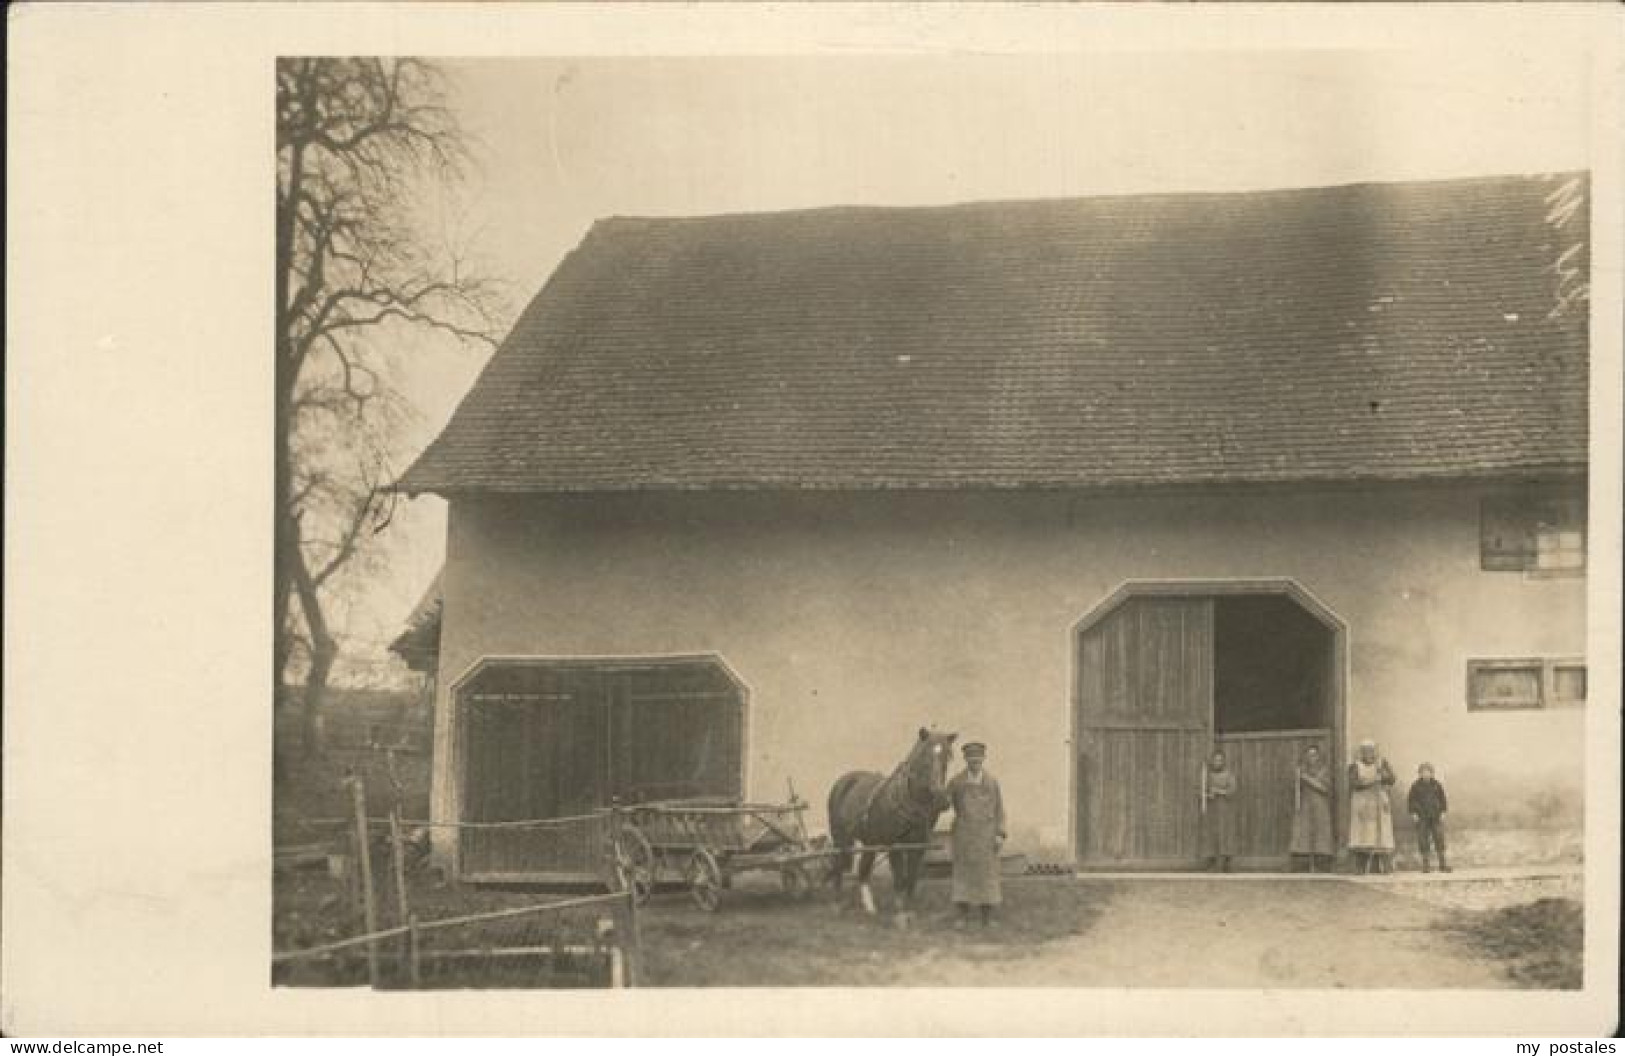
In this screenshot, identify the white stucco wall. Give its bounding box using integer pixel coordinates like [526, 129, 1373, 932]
[431, 483, 1586, 861]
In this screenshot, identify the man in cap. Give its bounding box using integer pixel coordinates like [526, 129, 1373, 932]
[947, 741, 1007, 928]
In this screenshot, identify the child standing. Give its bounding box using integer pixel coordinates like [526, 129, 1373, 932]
[1407, 762, 1452, 873]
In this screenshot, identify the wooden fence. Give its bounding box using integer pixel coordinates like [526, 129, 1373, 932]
[272, 890, 640, 989]
[275, 772, 639, 988]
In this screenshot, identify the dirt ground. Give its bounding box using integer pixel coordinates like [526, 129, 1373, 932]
[273, 746, 1581, 990]
[635, 873, 1578, 988]
[637, 871, 1100, 987]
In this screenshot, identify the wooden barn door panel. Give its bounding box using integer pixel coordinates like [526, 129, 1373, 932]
[1078, 596, 1213, 865]
[1214, 729, 1331, 862]
[1089, 729, 1208, 860]
[461, 691, 609, 879]
[612, 682, 743, 803]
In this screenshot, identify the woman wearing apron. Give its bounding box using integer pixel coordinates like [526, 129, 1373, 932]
[1347, 739, 1397, 874]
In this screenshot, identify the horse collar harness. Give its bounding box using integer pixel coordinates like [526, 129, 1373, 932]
[858, 761, 931, 838]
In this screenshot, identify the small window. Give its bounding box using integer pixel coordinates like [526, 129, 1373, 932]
[1551, 662, 1587, 705]
[1481, 488, 1587, 573]
[1468, 657, 1586, 711]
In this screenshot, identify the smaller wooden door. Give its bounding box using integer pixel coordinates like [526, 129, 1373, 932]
[1212, 729, 1331, 862]
[1076, 597, 1213, 865]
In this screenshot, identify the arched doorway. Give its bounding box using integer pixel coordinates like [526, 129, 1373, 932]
[1071, 581, 1346, 869]
[451, 654, 748, 882]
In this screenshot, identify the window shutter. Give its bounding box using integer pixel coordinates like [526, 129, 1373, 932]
[1468, 659, 1543, 711]
[1551, 663, 1587, 705]
[1481, 497, 1536, 571]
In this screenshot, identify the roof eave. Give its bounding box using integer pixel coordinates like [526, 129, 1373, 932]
[390, 461, 1590, 500]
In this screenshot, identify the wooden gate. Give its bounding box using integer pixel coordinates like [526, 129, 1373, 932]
[455, 657, 746, 882]
[1211, 729, 1332, 863]
[1076, 597, 1213, 866]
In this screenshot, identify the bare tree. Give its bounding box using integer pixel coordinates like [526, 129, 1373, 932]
[276, 58, 501, 753]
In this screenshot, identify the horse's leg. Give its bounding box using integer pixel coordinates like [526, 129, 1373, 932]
[826, 776, 854, 896]
[890, 849, 917, 928]
[830, 839, 848, 894]
[826, 841, 848, 913]
[857, 849, 878, 914]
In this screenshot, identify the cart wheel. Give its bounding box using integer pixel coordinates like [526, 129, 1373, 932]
[613, 825, 656, 906]
[780, 865, 809, 899]
[687, 849, 723, 912]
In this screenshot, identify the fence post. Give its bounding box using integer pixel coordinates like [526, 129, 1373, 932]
[349, 776, 381, 988]
[406, 913, 422, 989]
[390, 807, 413, 985]
[342, 826, 364, 922]
[389, 811, 411, 915]
[620, 888, 642, 988]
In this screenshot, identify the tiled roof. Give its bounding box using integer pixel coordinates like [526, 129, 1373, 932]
[398, 174, 1588, 494]
[389, 570, 442, 673]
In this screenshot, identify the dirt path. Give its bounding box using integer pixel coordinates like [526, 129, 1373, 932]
[638, 874, 1534, 988]
[861, 878, 1515, 988]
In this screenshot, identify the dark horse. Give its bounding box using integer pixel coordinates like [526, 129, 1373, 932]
[827, 727, 957, 918]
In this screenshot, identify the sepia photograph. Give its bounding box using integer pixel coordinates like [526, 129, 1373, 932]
[6, 2, 1621, 1039]
[271, 52, 1596, 991]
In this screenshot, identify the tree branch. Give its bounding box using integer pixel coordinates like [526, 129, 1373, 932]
[275, 56, 507, 721]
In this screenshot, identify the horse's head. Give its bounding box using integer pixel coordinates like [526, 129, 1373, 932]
[907, 727, 957, 813]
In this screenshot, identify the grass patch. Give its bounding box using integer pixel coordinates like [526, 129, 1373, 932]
[637, 873, 1107, 987]
[1451, 897, 1584, 989]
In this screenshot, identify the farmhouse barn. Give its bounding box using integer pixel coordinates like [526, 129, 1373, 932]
[398, 174, 1588, 880]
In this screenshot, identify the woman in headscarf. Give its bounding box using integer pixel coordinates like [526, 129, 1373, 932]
[1201, 749, 1238, 872]
[1346, 739, 1397, 874]
[1289, 744, 1335, 872]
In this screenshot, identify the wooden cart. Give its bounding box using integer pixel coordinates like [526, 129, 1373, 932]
[604, 795, 830, 911]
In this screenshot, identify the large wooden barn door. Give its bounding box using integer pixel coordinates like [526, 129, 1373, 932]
[456, 657, 746, 882]
[1076, 596, 1213, 866]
